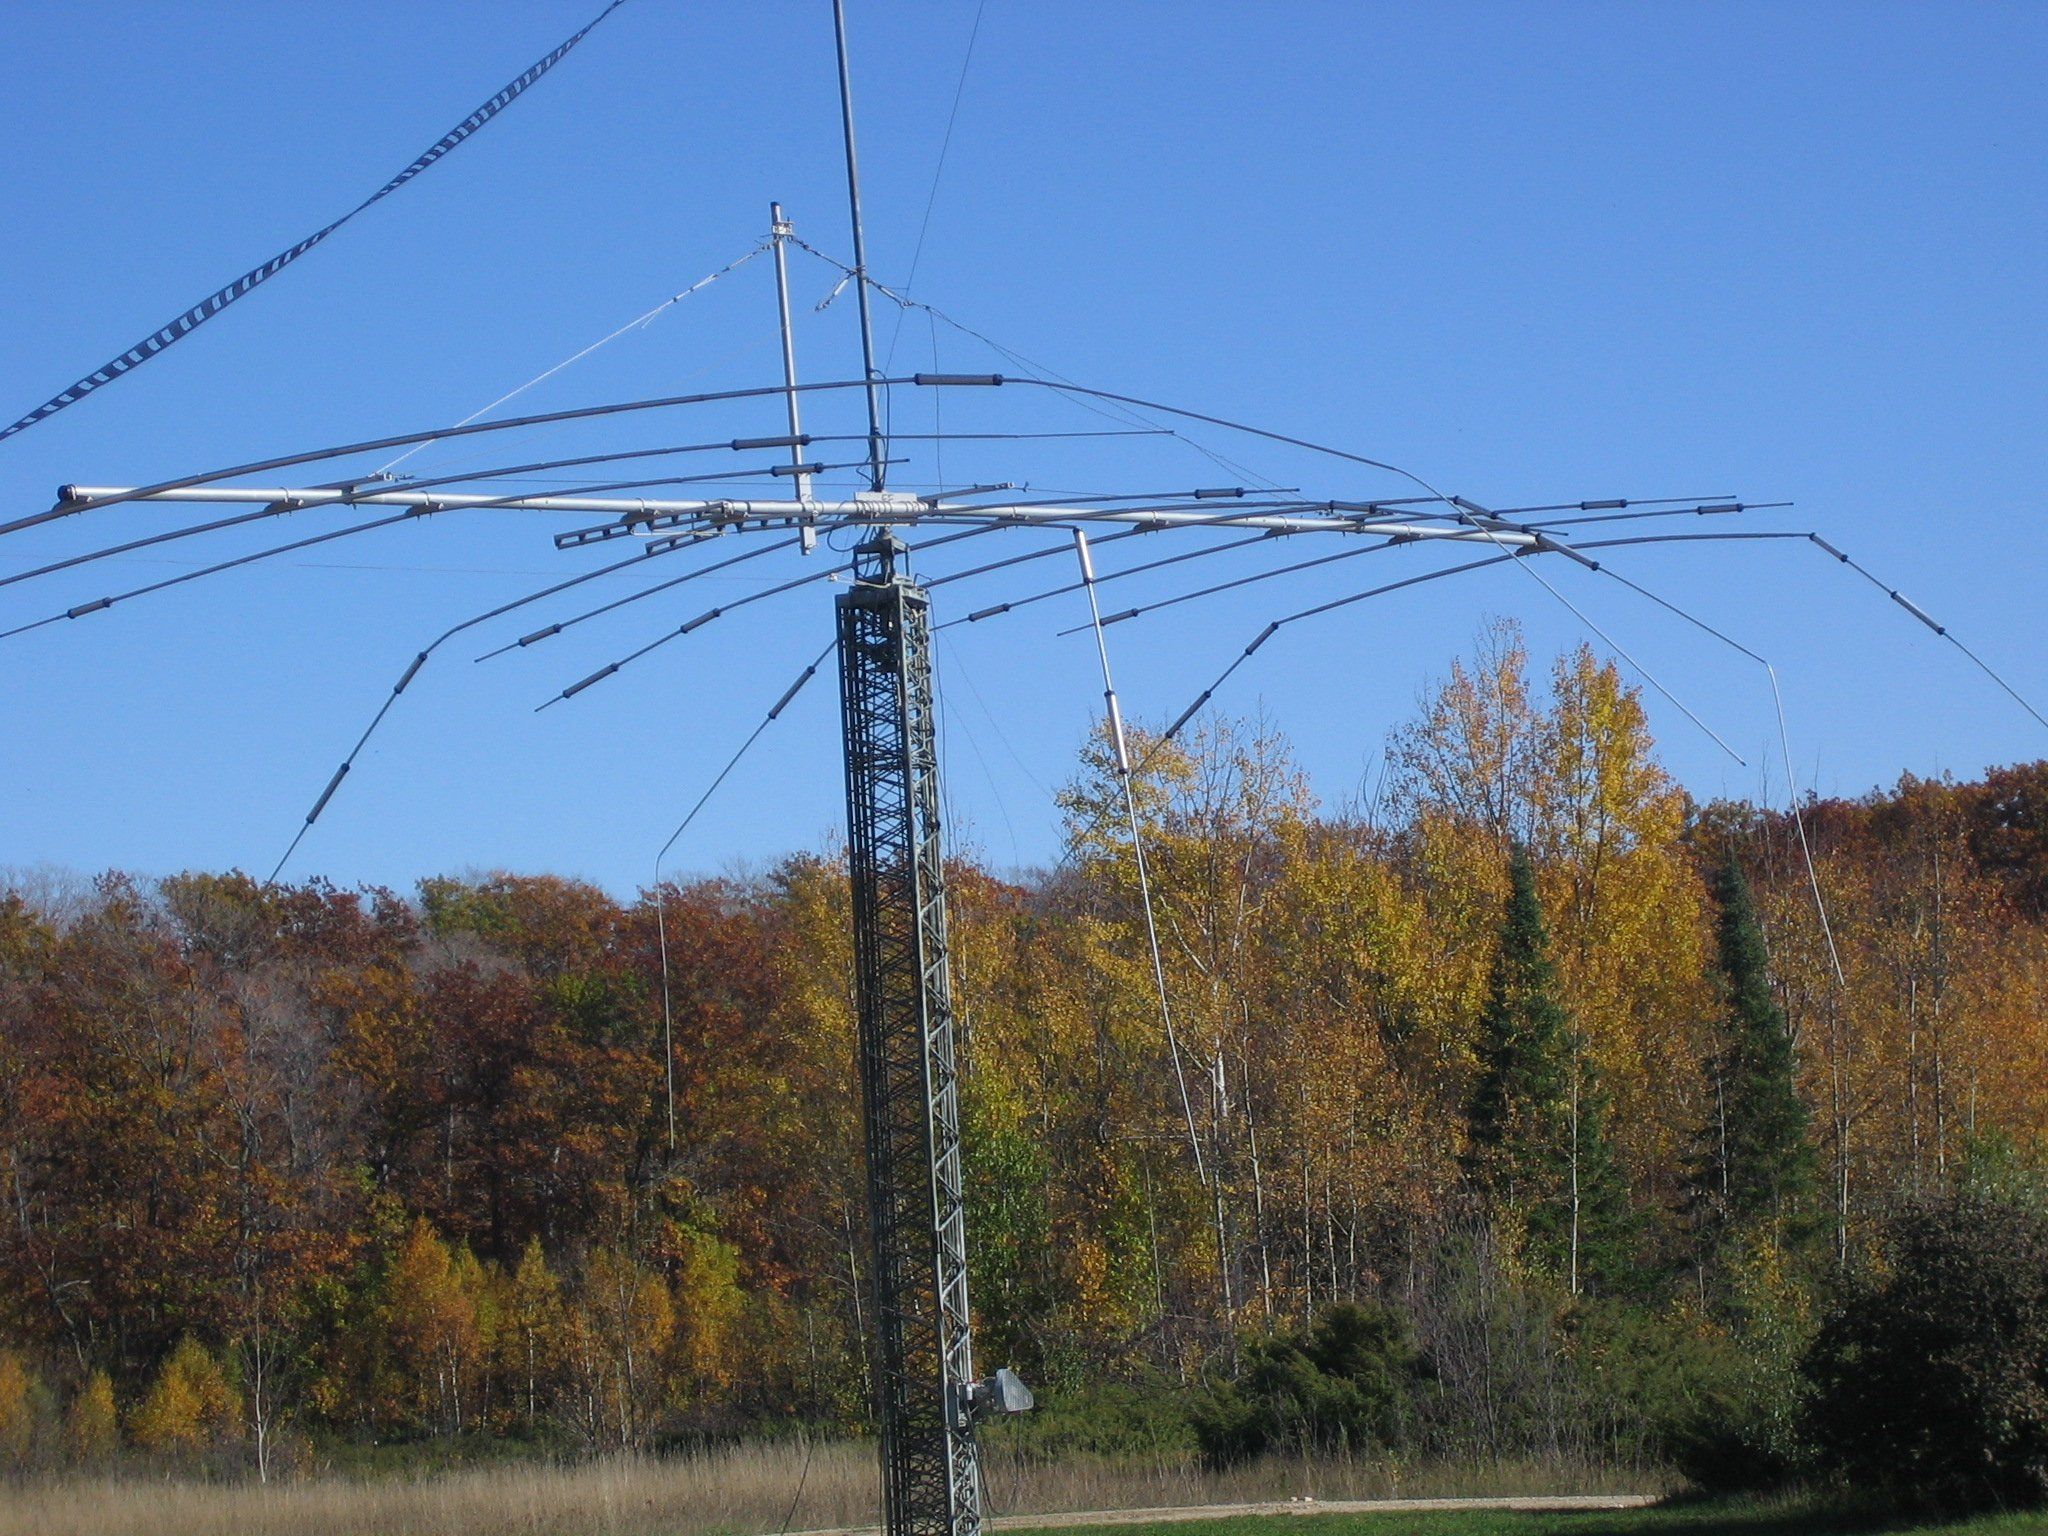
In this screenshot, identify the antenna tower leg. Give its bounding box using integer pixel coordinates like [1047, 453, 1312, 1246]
[838, 534, 983, 1536]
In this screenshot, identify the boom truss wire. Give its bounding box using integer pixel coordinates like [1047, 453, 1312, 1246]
[911, 373, 2045, 746]
[0, 365, 1432, 541]
[794, 239, 1284, 490]
[2, 0, 629, 444]
[996, 373, 1759, 757]
[376, 240, 773, 476]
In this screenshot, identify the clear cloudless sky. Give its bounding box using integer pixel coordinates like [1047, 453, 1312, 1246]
[1, 1, 2043, 896]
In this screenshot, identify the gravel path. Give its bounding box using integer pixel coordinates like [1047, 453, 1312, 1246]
[788, 1494, 1660, 1536]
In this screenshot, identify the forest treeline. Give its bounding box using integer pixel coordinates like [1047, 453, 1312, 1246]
[2, 620, 2046, 1479]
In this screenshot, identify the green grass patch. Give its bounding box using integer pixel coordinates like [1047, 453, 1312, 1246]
[1002, 1501, 2048, 1536]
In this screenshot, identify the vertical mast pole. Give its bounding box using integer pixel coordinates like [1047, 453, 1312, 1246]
[827, 17, 1024, 1536]
[832, 0, 888, 493]
[769, 202, 817, 546]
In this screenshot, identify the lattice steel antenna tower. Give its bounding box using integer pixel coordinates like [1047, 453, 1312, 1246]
[838, 529, 992, 1536]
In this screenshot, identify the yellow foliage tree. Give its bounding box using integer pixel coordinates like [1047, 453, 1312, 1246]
[1389, 628, 1716, 1192]
[64, 1369, 118, 1463]
[567, 1247, 675, 1448]
[130, 1336, 239, 1452]
[1533, 644, 1710, 1190]
[383, 1217, 482, 1435]
[502, 1236, 568, 1430]
[668, 1225, 744, 1394]
[0, 1349, 38, 1466]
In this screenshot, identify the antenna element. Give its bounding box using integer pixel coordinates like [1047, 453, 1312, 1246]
[833, 0, 887, 494]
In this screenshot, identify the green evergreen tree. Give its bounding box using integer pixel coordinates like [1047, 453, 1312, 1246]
[1464, 846, 1633, 1288]
[1464, 847, 1569, 1201]
[1701, 855, 1815, 1235]
[1567, 1042, 1640, 1294]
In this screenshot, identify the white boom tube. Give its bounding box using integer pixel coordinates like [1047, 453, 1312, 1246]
[54, 486, 1537, 545]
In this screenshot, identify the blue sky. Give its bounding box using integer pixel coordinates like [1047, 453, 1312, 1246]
[2, 1, 2043, 895]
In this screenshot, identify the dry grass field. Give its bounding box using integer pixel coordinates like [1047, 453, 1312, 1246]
[0, 1441, 1664, 1536]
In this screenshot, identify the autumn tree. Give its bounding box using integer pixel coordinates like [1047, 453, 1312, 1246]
[0, 1349, 40, 1466]
[1961, 760, 2048, 918]
[565, 1247, 674, 1448]
[1389, 628, 1712, 1210]
[503, 1238, 567, 1433]
[130, 1335, 240, 1454]
[382, 1218, 482, 1435]
[6, 662, 2048, 1466]
[64, 1369, 118, 1464]
[1256, 819, 1447, 1317]
[665, 1225, 745, 1401]
[1532, 645, 1708, 1203]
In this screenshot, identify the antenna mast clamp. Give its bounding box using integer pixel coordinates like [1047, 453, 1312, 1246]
[854, 490, 925, 524]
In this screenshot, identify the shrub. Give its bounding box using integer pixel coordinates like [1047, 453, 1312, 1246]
[1662, 1234, 1817, 1492]
[1191, 1302, 1417, 1468]
[1802, 1192, 2048, 1512]
[979, 1375, 1196, 1463]
[1568, 1300, 1750, 1481]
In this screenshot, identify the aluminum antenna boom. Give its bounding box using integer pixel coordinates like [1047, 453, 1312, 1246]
[55, 486, 1537, 544]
